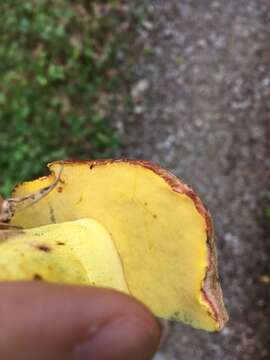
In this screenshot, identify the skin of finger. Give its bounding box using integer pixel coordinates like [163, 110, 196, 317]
[0, 282, 161, 360]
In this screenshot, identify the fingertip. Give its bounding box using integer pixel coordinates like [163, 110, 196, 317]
[0, 282, 161, 360]
[72, 314, 160, 360]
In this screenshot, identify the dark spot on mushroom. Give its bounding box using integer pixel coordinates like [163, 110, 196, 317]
[144, 202, 148, 206]
[49, 205, 56, 223]
[37, 244, 51, 252]
[89, 164, 95, 170]
[76, 195, 83, 204]
[153, 214, 157, 219]
[57, 186, 63, 193]
[57, 241, 65, 246]
[33, 274, 43, 281]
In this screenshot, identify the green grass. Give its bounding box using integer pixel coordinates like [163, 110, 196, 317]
[0, 1, 134, 196]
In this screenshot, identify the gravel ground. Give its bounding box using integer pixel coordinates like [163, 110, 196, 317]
[116, 1, 270, 359]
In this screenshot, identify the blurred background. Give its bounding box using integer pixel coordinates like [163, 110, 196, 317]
[0, 1, 269, 359]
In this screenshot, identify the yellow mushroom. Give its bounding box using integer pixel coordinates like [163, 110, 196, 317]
[7, 159, 228, 331]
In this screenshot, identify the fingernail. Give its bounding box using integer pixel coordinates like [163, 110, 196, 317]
[72, 316, 159, 360]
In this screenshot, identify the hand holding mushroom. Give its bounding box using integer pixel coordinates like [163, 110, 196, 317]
[0, 160, 228, 332]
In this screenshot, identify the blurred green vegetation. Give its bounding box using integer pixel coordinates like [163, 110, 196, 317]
[0, 0, 134, 196]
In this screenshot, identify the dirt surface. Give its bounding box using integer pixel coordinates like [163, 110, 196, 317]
[116, 1, 270, 359]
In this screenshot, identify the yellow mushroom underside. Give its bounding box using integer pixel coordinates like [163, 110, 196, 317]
[11, 161, 225, 330]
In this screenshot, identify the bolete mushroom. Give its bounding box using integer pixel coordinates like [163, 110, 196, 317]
[2, 160, 228, 331]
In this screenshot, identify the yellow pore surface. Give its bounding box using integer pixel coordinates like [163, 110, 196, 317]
[12, 162, 217, 330]
[0, 219, 128, 292]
